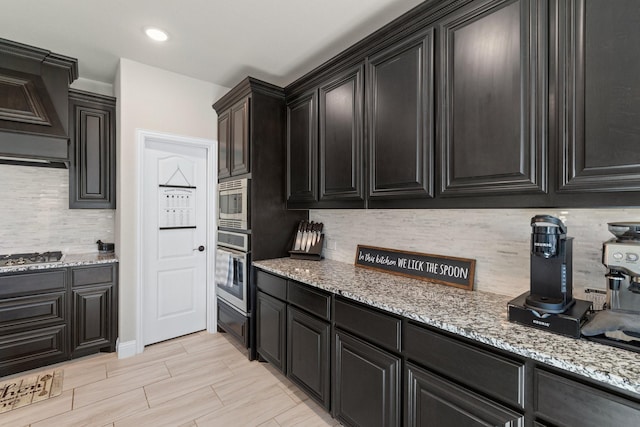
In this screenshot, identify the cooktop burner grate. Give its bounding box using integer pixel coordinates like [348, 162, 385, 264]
[0, 251, 63, 266]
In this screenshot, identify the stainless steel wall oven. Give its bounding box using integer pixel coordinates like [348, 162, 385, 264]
[216, 230, 249, 315]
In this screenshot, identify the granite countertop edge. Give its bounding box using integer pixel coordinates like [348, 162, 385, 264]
[0, 253, 118, 274]
[253, 257, 640, 397]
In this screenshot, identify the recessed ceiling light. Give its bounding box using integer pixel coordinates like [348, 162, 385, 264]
[145, 27, 169, 42]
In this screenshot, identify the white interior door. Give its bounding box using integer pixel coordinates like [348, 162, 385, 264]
[142, 139, 208, 345]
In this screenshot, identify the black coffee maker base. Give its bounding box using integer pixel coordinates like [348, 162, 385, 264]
[525, 294, 575, 314]
[508, 292, 592, 338]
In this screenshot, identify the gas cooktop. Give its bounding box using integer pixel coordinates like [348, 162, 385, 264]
[0, 251, 64, 267]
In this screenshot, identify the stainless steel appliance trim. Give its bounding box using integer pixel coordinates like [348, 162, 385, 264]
[218, 178, 249, 231]
[215, 246, 249, 315]
[217, 230, 249, 252]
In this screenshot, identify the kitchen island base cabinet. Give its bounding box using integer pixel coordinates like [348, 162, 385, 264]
[405, 362, 524, 427]
[287, 306, 330, 409]
[333, 330, 401, 427]
[256, 291, 286, 372]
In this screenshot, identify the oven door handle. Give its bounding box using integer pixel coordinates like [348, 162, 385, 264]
[216, 246, 248, 258]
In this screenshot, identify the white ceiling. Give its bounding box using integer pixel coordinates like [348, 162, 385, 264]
[0, 0, 425, 89]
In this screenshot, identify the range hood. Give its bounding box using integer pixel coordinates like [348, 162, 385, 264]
[0, 38, 78, 165]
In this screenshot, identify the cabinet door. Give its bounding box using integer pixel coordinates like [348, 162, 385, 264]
[287, 306, 330, 408]
[367, 27, 434, 200]
[334, 330, 401, 427]
[287, 90, 318, 204]
[319, 64, 364, 203]
[439, 0, 546, 196]
[69, 90, 116, 208]
[72, 284, 114, 355]
[218, 109, 231, 179]
[558, 0, 640, 192]
[230, 97, 250, 176]
[405, 362, 524, 427]
[256, 291, 286, 372]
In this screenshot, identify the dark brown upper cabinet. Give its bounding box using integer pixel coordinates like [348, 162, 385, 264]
[319, 64, 365, 205]
[281, 0, 640, 208]
[439, 0, 547, 197]
[217, 97, 250, 178]
[558, 0, 640, 192]
[68, 89, 116, 209]
[286, 90, 318, 205]
[230, 97, 250, 176]
[217, 109, 231, 179]
[367, 27, 435, 201]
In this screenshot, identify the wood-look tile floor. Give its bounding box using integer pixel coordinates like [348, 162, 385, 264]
[0, 331, 341, 427]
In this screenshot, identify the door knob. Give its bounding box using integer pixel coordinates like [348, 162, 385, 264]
[194, 245, 205, 252]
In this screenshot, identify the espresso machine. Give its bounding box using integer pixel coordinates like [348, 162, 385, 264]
[602, 222, 640, 313]
[508, 215, 591, 337]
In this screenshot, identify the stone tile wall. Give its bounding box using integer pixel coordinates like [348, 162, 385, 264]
[0, 165, 114, 254]
[311, 207, 640, 297]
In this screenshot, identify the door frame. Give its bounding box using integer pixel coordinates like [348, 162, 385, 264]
[136, 129, 217, 354]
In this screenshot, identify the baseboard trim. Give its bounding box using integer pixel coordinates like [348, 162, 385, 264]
[117, 340, 137, 359]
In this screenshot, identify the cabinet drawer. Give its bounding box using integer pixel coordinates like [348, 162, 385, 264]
[72, 265, 114, 287]
[217, 298, 248, 347]
[334, 297, 401, 353]
[535, 368, 640, 427]
[405, 361, 523, 427]
[287, 281, 331, 321]
[0, 324, 68, 376]
[405, 323, 525, 408]
[256, 270, 287, 300]
[0, 292, 66, 332]
[0, 270, 66, 298]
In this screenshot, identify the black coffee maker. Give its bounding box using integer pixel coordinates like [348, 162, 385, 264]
[525, 215, 575, 314]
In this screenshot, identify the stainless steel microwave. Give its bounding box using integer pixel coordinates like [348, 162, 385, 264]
[218, 178, 249, 230]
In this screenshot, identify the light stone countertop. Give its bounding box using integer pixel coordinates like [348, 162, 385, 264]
[0, 252, 118, 274]
[253, 257, 640, 397]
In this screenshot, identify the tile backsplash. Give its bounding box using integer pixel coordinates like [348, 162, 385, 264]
[0, 164, 114, 254]
[311, 208, 640, 297]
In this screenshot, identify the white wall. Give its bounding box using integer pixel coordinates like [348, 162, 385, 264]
[115, 59, 229, 347]
[312, 208, 640, 298]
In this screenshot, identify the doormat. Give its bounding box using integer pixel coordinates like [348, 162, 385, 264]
[0, 369, 63, 414]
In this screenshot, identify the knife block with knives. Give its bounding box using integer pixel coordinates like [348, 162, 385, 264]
[290, 220, 324, 260]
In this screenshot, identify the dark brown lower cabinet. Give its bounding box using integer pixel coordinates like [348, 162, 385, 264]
[0, 264, 118, 376]
[405, 362, 523, 427]
[287, 306, 330, 409]
[333, 330, 401, 427]
[534, 368, 640, 427]
[256, 291, 286, 372]
[0, 325, 68, 376]
[71, 285, 114, 356]
[71, 264, 117, 357]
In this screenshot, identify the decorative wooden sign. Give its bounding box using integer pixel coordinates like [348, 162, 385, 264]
[354, 245, 476, 290]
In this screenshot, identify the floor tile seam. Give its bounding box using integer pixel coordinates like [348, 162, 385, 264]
[142, 386, 224, 426]
[180, 343, 239, 357]
[72, 370, 171, 410]
[142, 383, 152, 410]
[105, 351, 187, 378]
